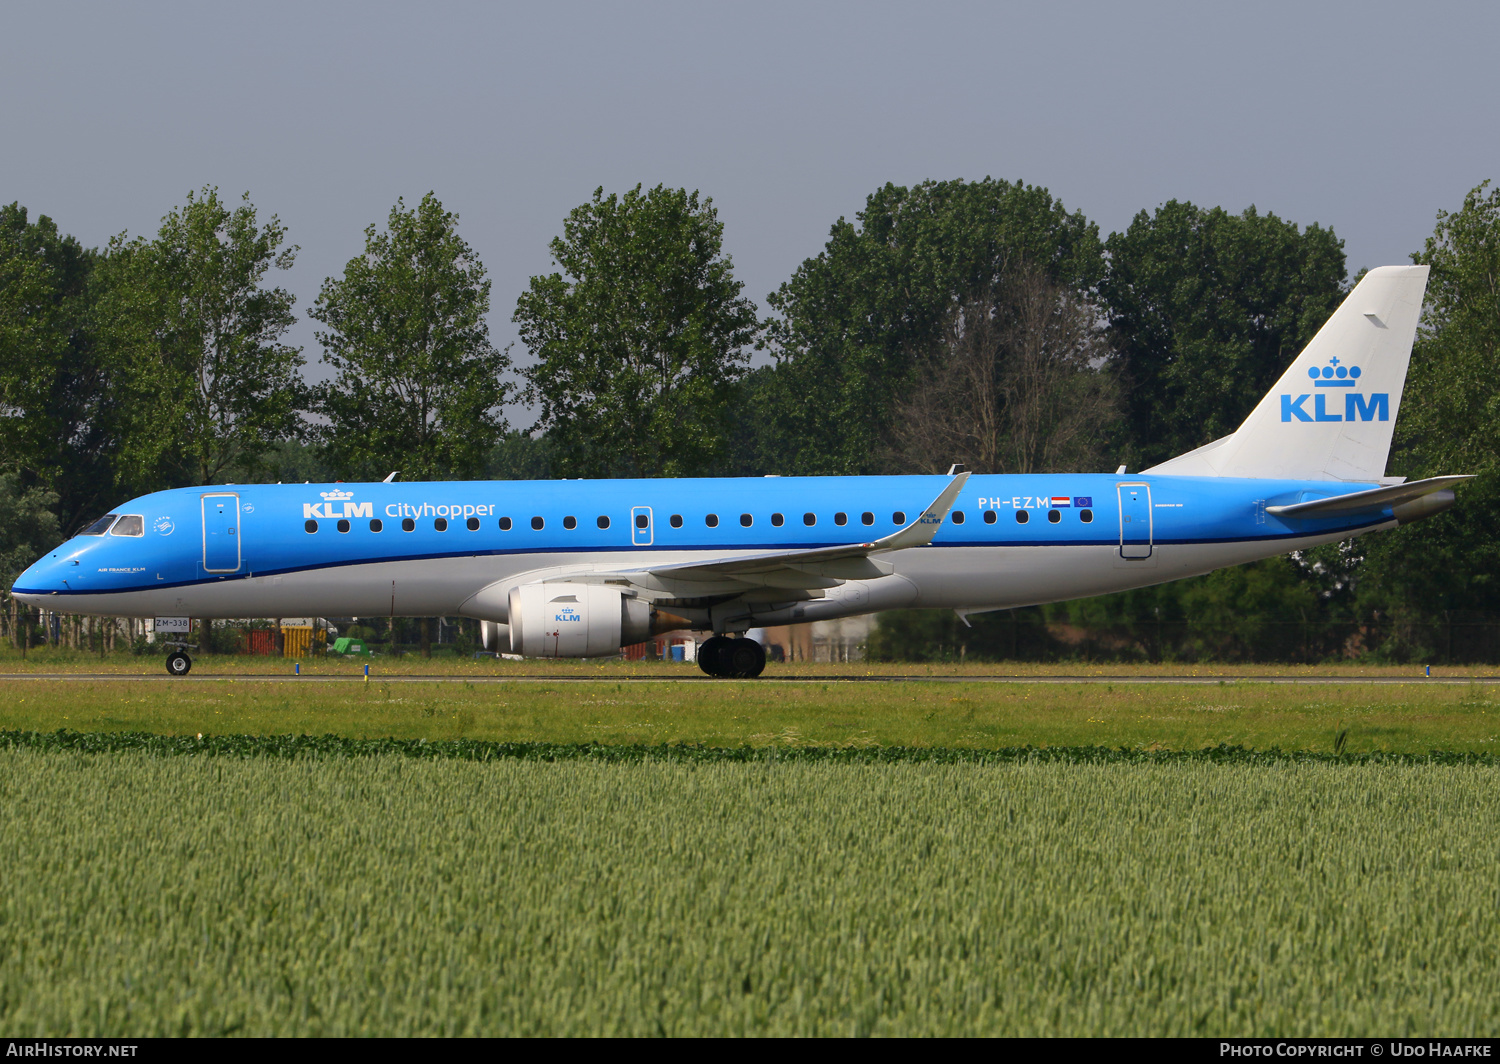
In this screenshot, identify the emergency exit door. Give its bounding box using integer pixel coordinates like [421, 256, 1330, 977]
[202, 493, 241, 572]
[1117, 483, 1152, 560]
[631, 506, 653, 546]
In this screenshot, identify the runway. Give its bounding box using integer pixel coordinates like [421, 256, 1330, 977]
[1, 673, 1493, 686]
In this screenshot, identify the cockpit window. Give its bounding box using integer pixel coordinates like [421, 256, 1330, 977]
[80, 514, 118, 536]
[110, 515, 144, 537]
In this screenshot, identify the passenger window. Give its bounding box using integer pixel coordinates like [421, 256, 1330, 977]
[369, 519, 383, 532]
[636, 513, 649, 529]
[803, 513, 816, 526]
[81, 514, 118, 536]
[531, 516, 544, 530]
[771, 513, 784, 527]
[337, 519, 351, 533]
[597, 515, 610, 529]
[892, 511, 906, 525]
[951, 511, 965, 524]
[563, 515, 577, 530]
[983, 510, 997, 524]
[1015, 511, 1029, 525]
[499, 516, 512, 531]
[706, 514, 719, 528]
[434, 517, 448, 531]
[467, 516, 481, 531]
[305, 519, 318, 534]
[834, 512, 847, 525]
[669, 514, 683, 528]
[110, 515, 144, 536]
[402, 518, 416, 532]
[861, 512, 874, 526]
[740, 513, 753, 527]
[1080, 509, 1094, 523]
[1047, 509, 1061, 524]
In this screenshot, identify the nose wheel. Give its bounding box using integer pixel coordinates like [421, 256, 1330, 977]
[698, 636, 766, 679]
[163, 641, 196, 677]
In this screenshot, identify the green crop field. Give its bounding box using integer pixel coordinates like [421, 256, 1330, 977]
[1, 739, 1497, 1036]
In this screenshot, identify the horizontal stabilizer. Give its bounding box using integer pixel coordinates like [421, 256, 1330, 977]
[1265, 475, 1472, 518]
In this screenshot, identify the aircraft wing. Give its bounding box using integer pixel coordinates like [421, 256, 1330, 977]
[1265, 475, 1472, 518]
[574, 471, 970, 593]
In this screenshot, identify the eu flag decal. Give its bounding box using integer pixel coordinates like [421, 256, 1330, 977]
[1074, 497, 1092, 508]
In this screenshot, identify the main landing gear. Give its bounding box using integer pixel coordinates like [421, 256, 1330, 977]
[698, 636, 766, 679]
[164, 642, 197, 677]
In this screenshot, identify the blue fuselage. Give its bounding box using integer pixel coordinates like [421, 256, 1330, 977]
[13, 473, 1390, 622]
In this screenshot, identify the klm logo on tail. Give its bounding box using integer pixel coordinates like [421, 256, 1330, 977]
[1281, 358, 1388, 423]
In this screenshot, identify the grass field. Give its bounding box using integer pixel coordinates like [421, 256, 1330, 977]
[4, 661, 1496, 1036]
[1, 743, 1496, 1036]
[4, 674, 1500, 754]
[2, 643, 1494, 678]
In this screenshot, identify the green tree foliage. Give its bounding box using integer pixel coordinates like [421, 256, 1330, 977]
[760, 179, 1104, 475]
[1355, 181, 1500, 642]
[0, 205, 117, 533]
[0, 473, 60, 590]
[1101, 202, 1347, 469]
[484, 430, 554, 481]
[313, 193, 511, 482]
[515, 185, 758, 478]
[100, 188, 305, 493]
[885, 265, 1119, 475]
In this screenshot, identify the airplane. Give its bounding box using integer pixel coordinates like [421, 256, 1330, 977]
[13, 265, 1467, 678]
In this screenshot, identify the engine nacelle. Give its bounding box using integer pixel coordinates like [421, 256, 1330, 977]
[479, 620, 510, 653]
[508, 583, 653, 658]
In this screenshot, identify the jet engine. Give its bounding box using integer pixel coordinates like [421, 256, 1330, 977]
[508, 583, 660, 658]
[479, 620, 509, 653]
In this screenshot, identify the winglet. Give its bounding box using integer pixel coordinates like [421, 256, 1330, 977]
[873, 471, 971, 552]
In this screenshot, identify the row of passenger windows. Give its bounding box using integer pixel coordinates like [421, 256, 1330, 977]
[303, 507, 1097, 534]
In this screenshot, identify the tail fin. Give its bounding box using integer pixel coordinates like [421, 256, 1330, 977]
[1143, 265, 1429, 482]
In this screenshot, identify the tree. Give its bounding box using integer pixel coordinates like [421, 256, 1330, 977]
[1355, 180, 1500, 645]
[1101, 202, 1347, 469]
[760, 178, 1104, 475]
[101, 187, 305, 492]
[514, 185, 758, 478]
[886, 264, 1119, 475]
[0, 204, 117, 533]
[313, 192, 511, 481]
[0, 473, 60, 650]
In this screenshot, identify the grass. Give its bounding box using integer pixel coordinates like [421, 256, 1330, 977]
[1, 643, 1493, 678]
[5, 659, 1496, 1035]
[4, 675, 1500, 754]
[1, 745, 1496, 1036]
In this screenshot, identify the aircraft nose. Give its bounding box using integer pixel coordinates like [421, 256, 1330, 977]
[11, 554, 69, 606]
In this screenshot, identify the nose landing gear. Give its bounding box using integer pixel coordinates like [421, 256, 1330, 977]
[163, 642, 197, 677]
[697, 636, 766, 679]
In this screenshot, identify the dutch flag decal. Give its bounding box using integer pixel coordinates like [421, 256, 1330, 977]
[1050, 496, 1071, 507]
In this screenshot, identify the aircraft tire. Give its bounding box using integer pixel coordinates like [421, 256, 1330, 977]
[727, 638, 766, 679]
[698, 636, 731, 677]
[165, 651, 192, 677]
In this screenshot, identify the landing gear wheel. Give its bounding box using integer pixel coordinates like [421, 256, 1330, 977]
[697, 636, 766, 679]
[726, 638, 766, 679]
[165, 651, 192, 677]
[698, 636, 731, 677]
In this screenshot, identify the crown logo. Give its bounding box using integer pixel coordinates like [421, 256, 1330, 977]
[1308, 356, 1361, 388]
[320, 489, 355, 500]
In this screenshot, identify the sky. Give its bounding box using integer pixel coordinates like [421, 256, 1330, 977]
[4, 1, 1497, 426]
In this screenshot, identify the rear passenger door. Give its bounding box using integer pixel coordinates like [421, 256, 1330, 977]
[1116, 483, 1152, 559]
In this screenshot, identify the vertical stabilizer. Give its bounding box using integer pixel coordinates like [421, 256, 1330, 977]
[1143, 265, 1429, 481]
